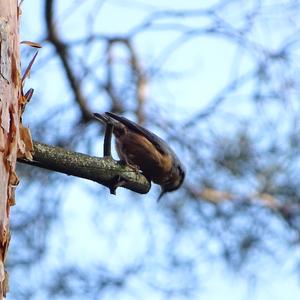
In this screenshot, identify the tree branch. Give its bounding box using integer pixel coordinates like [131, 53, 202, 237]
[45, 0, 91, 122]
[18, 141, 151, 195]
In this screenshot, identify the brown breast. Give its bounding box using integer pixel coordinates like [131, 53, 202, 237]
[115, 132, 173, 184]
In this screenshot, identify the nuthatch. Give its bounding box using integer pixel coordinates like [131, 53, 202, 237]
[94, 112, 185, 200]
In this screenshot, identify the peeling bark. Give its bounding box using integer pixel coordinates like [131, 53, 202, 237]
[0, 0, 22, 297]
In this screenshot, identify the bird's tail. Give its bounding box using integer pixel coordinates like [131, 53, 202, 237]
[93, 112, 118, 126]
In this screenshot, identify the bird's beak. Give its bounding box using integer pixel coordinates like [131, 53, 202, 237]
[157, 188, 166, 202]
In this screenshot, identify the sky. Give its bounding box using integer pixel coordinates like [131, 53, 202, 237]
[14, 0, 300, 299]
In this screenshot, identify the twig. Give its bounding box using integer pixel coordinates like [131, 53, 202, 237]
[103, 123, 113, 157]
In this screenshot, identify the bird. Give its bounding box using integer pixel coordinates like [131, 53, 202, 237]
[93, 112, 185, 200]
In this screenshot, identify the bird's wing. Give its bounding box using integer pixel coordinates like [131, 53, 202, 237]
[105, 112, 170, 155]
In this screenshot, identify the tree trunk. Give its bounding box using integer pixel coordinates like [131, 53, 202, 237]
[0, 0, 21, 297]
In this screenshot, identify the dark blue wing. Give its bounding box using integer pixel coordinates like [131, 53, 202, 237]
[105, 112, 171, 155]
